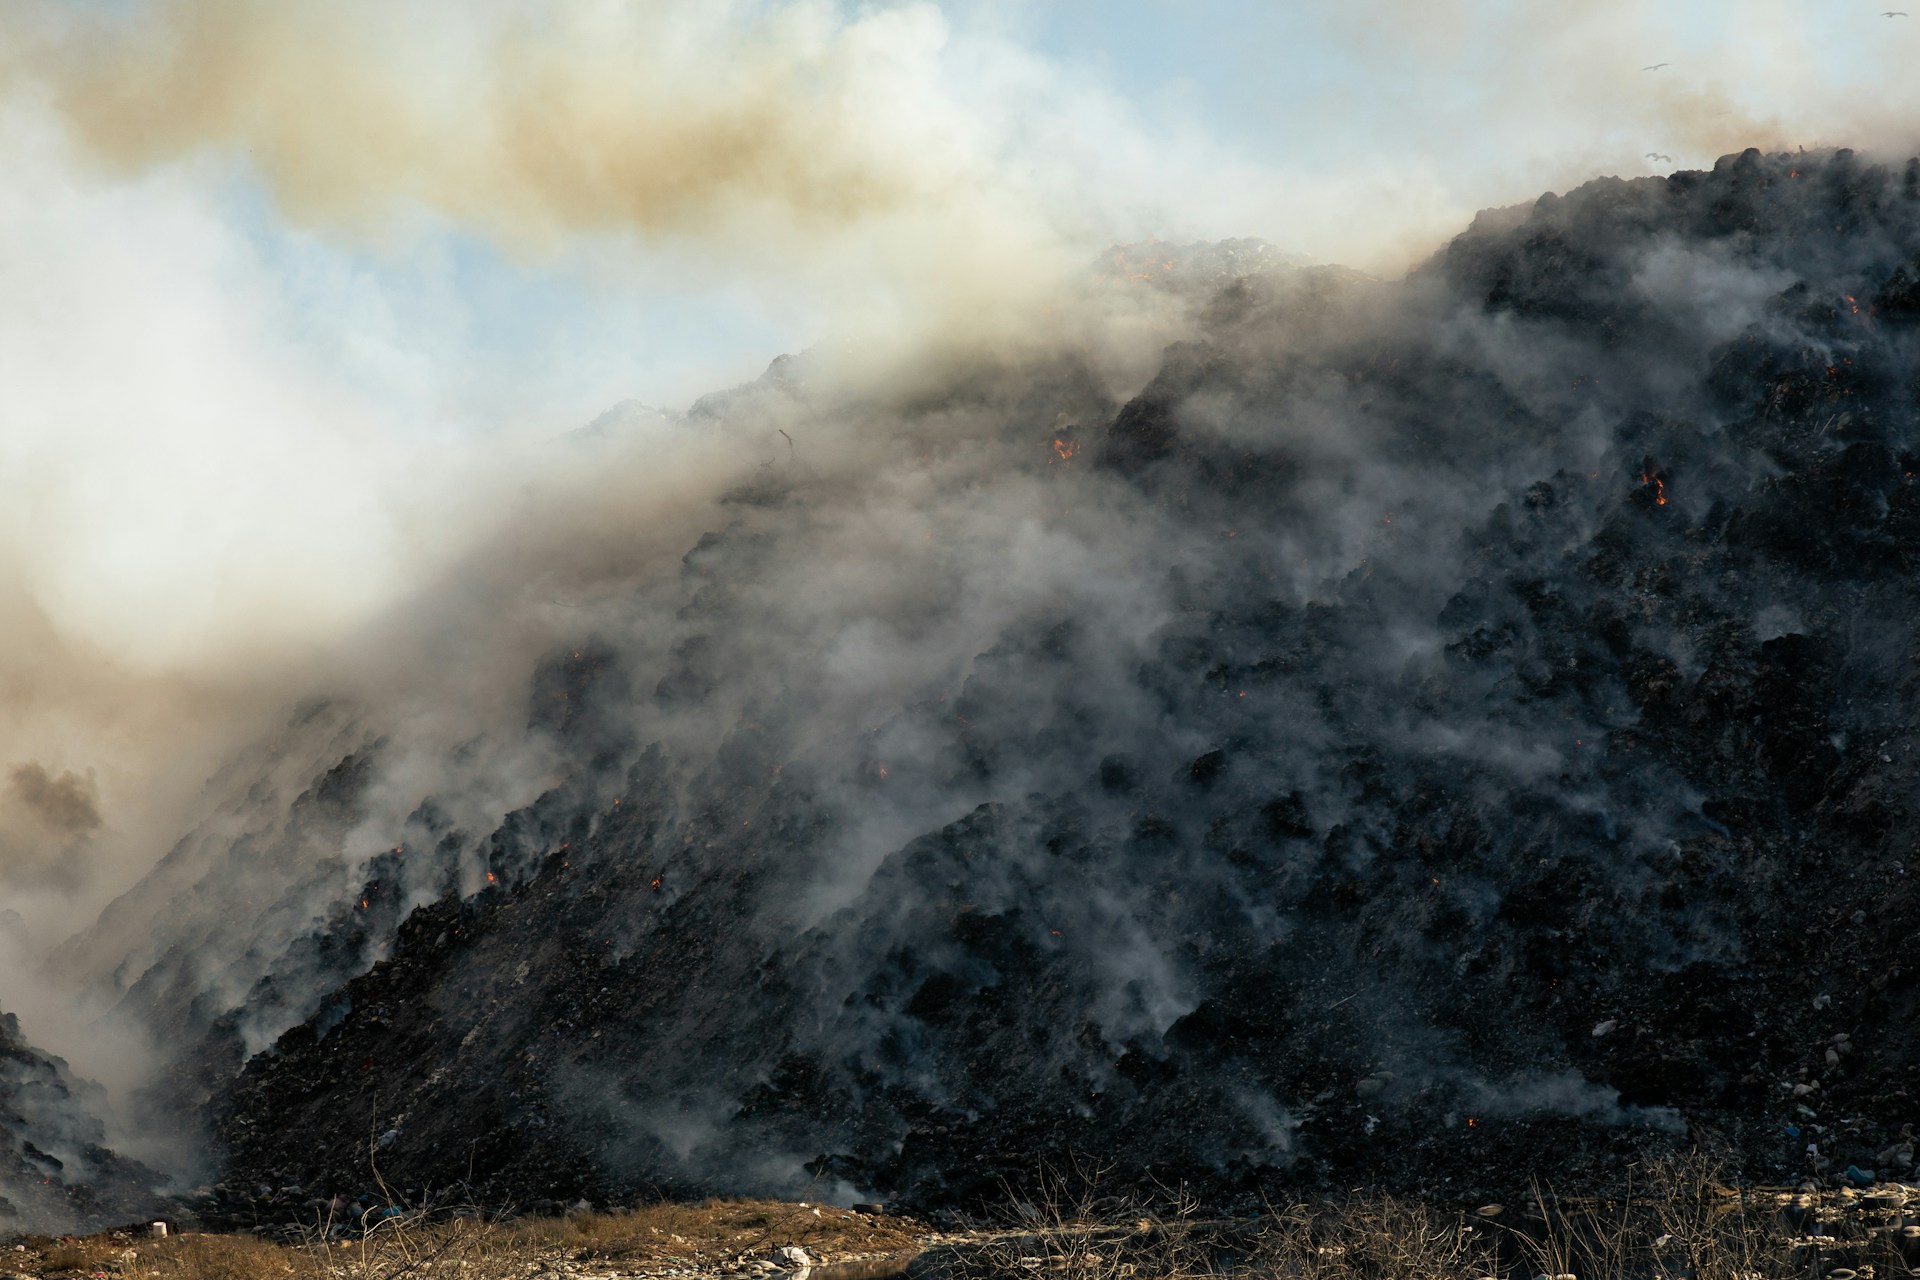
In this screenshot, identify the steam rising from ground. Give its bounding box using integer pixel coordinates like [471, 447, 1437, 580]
[5, 0, 1920, 1223]
[0, 0, 1215, 917]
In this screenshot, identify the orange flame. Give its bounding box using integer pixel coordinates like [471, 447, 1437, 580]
[486, 871, 496, 883]
[1640, 471, 1667, 506]
[1052, 438, 1080, 463]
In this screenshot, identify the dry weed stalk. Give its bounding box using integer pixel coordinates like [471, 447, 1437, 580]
[1253, 1194, 1496, 1280]
[970, 1151, 1916, 1280]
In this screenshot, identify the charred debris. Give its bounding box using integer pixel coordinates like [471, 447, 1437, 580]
[17, 146, 1920, 1229]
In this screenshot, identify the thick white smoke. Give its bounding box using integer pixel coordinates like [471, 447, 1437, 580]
[4, 0, 1920, 1225]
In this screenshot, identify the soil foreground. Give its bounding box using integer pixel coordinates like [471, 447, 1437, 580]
[5, 1172, 1920, 1280]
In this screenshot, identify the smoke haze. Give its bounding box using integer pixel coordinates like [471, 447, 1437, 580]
[5, 0, 1920, 1231]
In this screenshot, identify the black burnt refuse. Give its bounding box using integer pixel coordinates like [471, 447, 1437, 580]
[39, 146, 1920, 1221]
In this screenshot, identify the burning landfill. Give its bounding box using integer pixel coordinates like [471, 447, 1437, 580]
[8, 146, 1920, 1247]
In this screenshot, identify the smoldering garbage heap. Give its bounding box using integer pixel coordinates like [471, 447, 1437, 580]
[0, 1012, 155, 1231]
[20, 145, 1920, 1229]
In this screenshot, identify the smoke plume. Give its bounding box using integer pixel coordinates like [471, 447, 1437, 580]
[6, 0, 1920, 1234]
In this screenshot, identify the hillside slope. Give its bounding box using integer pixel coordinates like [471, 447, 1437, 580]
[62, 147, 1920, 1217]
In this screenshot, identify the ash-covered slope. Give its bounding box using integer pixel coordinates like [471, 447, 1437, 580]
[0, 1011, 160, 1231]
[74, 148, 1920, 1214]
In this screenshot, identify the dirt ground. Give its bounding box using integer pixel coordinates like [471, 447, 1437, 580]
[6, 1172, 1919, 1280]
[0, 1198, 933, 1280]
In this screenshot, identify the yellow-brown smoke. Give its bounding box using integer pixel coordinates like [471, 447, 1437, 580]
[49, 0, 951, 248]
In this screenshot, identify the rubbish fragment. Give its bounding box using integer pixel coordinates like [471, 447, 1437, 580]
[1355, 1071, 1394, 1097]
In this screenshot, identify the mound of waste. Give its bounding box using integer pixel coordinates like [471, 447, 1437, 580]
[0, 1011, 160, 1232]
[33, 146, 1920, 1222]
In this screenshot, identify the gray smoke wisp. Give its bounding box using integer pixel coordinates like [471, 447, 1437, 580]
[9, 142, 1920, 1229]
[0, 765, 101, 891]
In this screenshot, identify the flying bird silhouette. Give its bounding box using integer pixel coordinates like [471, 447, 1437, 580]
[1646, 152, 1674, 163]
[1884, 10, 1908, 15]
[1642, 62, 1670, 70]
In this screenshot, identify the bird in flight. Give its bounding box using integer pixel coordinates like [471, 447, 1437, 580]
[1884, 10, 1908, 15]
[1646, 152, 1674, 163]
[1642, 62, 1670, 70]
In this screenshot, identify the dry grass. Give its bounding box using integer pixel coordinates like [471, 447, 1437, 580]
[8, 1157, 1916, 1280]
[2, 1196, 925, 1279]
[492, 1196, 924, 1266]
[967, 1160, 1494, 1280]
[1254, 1194, 1496, 1280]
[8, 1218, 516, 1280]
[951, 1153, 1917, 1280]
[1504, 1154, 1918, 1280]
[143, 1233, 311, 1279]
